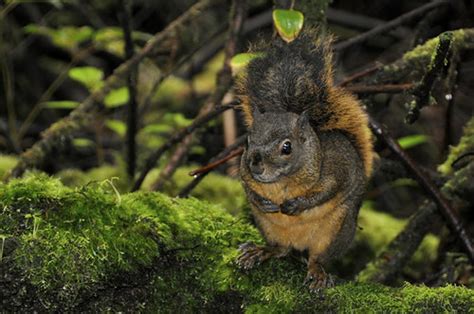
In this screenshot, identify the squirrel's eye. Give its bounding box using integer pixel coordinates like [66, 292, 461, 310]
[281, 140, 292, 155]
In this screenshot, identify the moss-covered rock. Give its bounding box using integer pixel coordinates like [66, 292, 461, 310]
[1, 173, 473, 312]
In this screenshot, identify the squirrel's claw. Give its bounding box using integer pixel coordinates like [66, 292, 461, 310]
[236, 243, 289, 270]
[304, 264, 335, 292]
[236, 242, 265, 270]
[280, 198, 303, 215]
[259, 199, 280, 213]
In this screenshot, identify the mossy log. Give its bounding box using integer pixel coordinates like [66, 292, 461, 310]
[1, 174, 473, 312]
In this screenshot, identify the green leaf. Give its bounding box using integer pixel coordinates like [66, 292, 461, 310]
[162, 112, 192, 128]
[397, 134, 428, 149]
[25, 25, 94, 51]
[230, 53, 264, 73]
[105, 119, 127, 137]
[190, 145, 205, 156]
[94, 27, 124, 56]
[72, 138, 95, 148]
[69, 67, 104, 91]
[44, 101, 79, 109]
[104, 87, 129, 108]
[273, 9, 304, 43]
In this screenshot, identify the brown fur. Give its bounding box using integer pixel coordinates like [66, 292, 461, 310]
[236, 30, 374, 288]
[251, 195, 346, 256]
[323, 87, 373, 178]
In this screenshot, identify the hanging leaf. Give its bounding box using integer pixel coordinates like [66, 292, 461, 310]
[397, 134, 428, 149]
[44, 101, 79, 109]
[105, 119, 127, 137]
[273, 9, 304, 43]
[104, 87, 129, 108]
[230, 52, 265, 73]
[69, 67, 104, 91]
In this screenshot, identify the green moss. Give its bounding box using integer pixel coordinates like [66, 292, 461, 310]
[438, 117, 474, 175]
[0, 154, 18, 179]
[142, 166, 247, 215]
[1, 173, 472, 312]
[403, 29, 470, 66]
[56, 164, 246, 215]
[56, 165, 128, 191]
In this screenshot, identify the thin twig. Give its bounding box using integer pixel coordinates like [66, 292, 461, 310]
[17, 45, 95, 141]
[120, 0, 138, 179]
[405, 32, 453, 124]
[1, 53, 19, 152]
[131, 100, 239, 191]
[190, 147, 244, 177]
[369, 117, 474, 262]
[334, 0, 450, 52]
[326, 8, 411, 40]
[178, 135, 246, 198]
[5, 0, 217, 180]
[148, 0, 247, 191]
[346, 83, 414, 94]
[337, 62, 383, 87]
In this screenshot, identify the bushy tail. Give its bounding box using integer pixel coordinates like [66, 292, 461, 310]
[236, 29, 333, 128]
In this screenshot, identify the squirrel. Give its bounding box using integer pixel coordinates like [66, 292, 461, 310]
[235, 30, 374, 290]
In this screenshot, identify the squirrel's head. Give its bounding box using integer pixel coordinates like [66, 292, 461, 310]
[243, 110, 320, 183]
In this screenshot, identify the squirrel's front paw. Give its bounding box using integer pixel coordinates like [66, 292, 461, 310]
[280, 198, 303, 215]
[259, 199, 280, 213]
[304, 264, 335, 292]
[236, 242, 266, 270]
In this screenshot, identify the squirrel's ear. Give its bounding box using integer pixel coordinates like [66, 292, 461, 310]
[296, 110, 311, 139]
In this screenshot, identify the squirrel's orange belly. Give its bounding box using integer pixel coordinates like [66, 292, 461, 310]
[252, 197, 346, 255]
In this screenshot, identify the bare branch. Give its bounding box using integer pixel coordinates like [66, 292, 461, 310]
[131, 101, 239, 191]
[369, 117, 474, 262]
[178, 135, 246, 198]
[334, 0, 450, 52]
[346, 83, 414, 94]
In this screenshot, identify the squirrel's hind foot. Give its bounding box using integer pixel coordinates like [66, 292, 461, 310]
[305, 262, 335, 292]
[237, 242, 289, 270]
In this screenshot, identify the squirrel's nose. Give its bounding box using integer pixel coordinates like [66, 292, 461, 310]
[249, 152, 264, 175]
